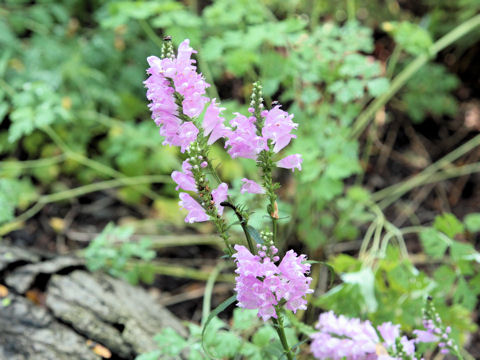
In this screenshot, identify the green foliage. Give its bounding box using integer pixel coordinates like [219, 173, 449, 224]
[318, 213, 480, 340]
[84, 223, 156, 285]
[136, 308, 297, 360]
[401, 64, 459, 123]
[384, 21, 433, 56]
[288, 22, 388, 249]
[0, 177, 37, 225]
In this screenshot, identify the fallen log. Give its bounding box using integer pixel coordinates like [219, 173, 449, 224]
[0, 244, 186, 360]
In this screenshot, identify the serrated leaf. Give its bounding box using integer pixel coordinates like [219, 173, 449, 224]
[465, 213, 480, 233]
[434, 213, 464, 238]
[420, 228, 449, 259]
[453, 277, 477, 310]
[341, 267, 377, 312]
[232, 308, 258, 331]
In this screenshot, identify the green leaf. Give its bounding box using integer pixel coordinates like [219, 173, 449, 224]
[434, 213, 464, 238]
[341, 267, 377, 312]
[247, 225, 264, 245]
[367, 77, 390, 97]
[420, 228, 449, 259]
[386, 21, 433, 56]
[453, 277, 477, 310]
[151, 328, 187, 357]
[450, 241, 477, 262]
[232, 308, 258, 331]
[252, 325, 276, 347]
[433, 265, 457, 294]
[201, 295, 236, 358]
[464, 213, 480, 233]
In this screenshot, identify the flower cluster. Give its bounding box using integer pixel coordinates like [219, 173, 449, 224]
[224, 103, 302, 172]
[412, 297, 458, 356]
[233, 244, 313, 321]
[172, 145, 228, 223]
[144, 39, 226, 152]
[310, 311, 423, 360]
[145, 39, 304, 224]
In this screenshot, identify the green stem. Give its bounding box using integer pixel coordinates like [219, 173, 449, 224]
[202, 262, 226, 326]
[220, 202, 255, 253]
[373, 155, 480, 210]
[347, 0, 356, 21]
[386, 44, 402, 78]
[272, 310, 294, 360]
[126, 260, 234, 282]
[351, 14, 480, 138]
[139, 19, 164, 49]
[0, 154, 66, 169]
[0, 175, 169, 236]
[43, 126, 162, 201]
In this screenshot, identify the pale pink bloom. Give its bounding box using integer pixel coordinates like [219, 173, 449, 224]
[211, 183, 228, 216]
[178, 193, 208, 223]
[413, 329, 438, 343]
[203, 99, 228, 145]
[177, 122, 199, 153]
[233, 245, 312, 321]
[171, 170, 196, 192]
[240, 178, 265, 194]
[225, 113, 267, 159]
[377, 322, 400, 346]
[262, 106, 298, 153]
[311, 312, 425, 360]
[145, 39, 210, 150]
[277, 154, 303, 172]
[171, 160, 196, 192]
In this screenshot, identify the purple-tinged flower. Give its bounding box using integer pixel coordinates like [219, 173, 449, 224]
[233, 245, 278, 278]
[233, 245, 312, 321]
[277, 154, 303, 172]
[262, 106, 298, 153]
[377, 322, 400, 346]
[145, 39, 210, 150]
[203, 99, 228, 145]
[177, 122, 199, 153]
[171, 167, 196, 192]
[413, 329, 438, 343]
[178, 193, 208, 223]
[225, 113, 267, 159]
[211, 183, 228, 215]
[240, 178, 265, 194]
[310, 312, 428, 360]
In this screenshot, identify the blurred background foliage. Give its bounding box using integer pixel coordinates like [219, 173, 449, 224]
[1, 0, 480, 355]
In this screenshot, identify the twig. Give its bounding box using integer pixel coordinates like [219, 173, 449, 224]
[351, 14, 480, 138]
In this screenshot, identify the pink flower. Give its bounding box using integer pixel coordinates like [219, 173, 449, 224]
[377, 322, 400, 346]
[233, 245, 278, 278]
[178, 193, 208, 223]
[211, 183, 228, 216]
[177, 122, 199, 153]
[145, 39, 210, 150]
[203, 99, 228, 145]
[310, 312, 425, 360]
[277, 154, 303, 172]
[233, 245, 312, 321]
[171, 160, 196, 192]
[171, 170, 196, 192]
[225, 113, 267, 159]
[413, 329, 438, 343]
[262, 106, 298, 153]
[240, 178, 265, 194]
